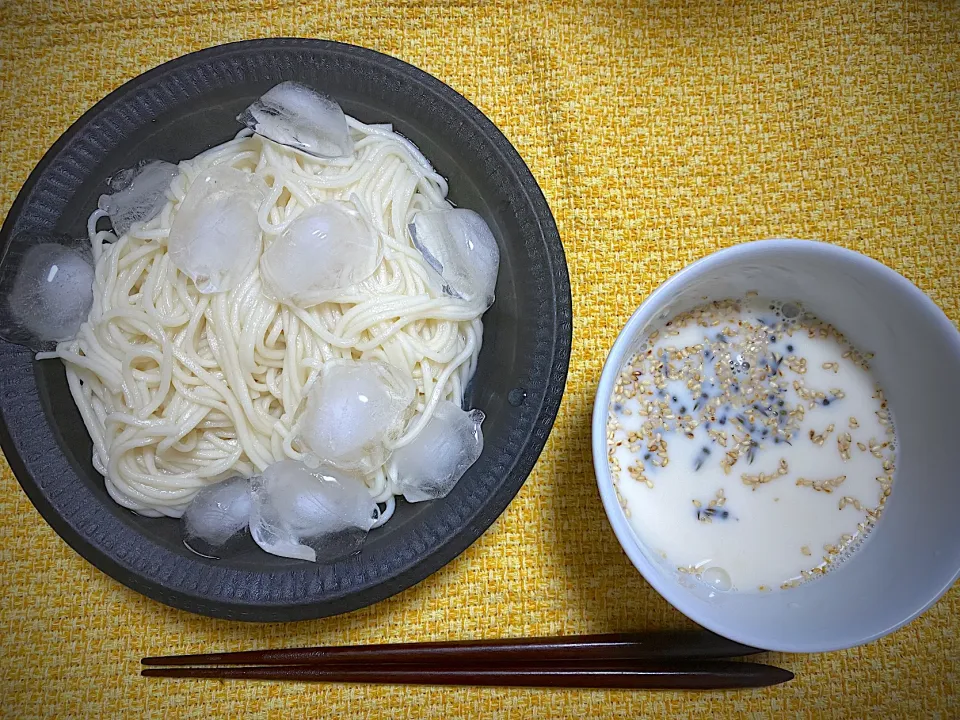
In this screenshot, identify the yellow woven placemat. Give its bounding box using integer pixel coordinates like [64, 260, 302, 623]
[1, 1, 958, 717]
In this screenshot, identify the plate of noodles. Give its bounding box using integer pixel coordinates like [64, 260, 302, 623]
[0, 39, 570, 620]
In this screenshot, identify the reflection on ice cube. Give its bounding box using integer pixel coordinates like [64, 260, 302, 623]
[0, 233, 94, 351]
[260, 201, 377, 306]
[180, 476, 252, 558]
[249, 459, 379, 562]
[392, 401, 484, 503]
[238, 82, 354, 159]
[409, 209, 499, 307]
[299, 360, 415, 475]
[167, 165, 266, 294]
[97, 160, 178, 237]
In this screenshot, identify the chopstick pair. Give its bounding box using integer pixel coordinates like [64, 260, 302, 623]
[141, 631, 793, 690]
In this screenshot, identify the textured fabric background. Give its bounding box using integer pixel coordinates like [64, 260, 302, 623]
[1, 1, 958, 717]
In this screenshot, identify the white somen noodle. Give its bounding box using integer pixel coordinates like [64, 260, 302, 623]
[41, 118, 484, 523]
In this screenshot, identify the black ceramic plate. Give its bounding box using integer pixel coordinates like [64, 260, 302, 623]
[0, 39, 571, 620]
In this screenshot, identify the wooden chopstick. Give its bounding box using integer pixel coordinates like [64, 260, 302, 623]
[142, 660, 792, 689]
[141, 630, 762, 667]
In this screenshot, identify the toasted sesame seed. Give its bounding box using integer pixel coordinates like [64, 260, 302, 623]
[839, 496, 865, 512]
[796, 475, 846, 493]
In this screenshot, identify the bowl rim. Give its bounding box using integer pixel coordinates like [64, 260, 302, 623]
[591, 238, 960, 652]
[0, 38, 573, 621]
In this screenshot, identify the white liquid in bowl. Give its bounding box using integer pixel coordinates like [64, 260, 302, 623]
[606, 296, 896, 592]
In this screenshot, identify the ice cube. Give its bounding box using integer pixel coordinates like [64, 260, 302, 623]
[260, 201, 377, 306]
[408, 209, 499, 307]
[249, 459, 379, 562]
[168, 165, 266, 293]
[97, 160, 179, 237]
[391, 401, 484, 503]
[180, 476, 252, 558]
[299, 360, 415, 474]
[238, 82, 354, 159]
[0, 233, 94, 351]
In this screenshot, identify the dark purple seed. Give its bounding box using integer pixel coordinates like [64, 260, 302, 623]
[786, 345, 794, 352]
[823, 399, 831, 406]
[721, 511, 730, 519]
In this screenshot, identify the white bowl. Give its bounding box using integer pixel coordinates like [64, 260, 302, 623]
[592, 239, 960, 652]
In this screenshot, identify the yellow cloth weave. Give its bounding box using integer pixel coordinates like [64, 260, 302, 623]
[1, 1, 958, 717]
